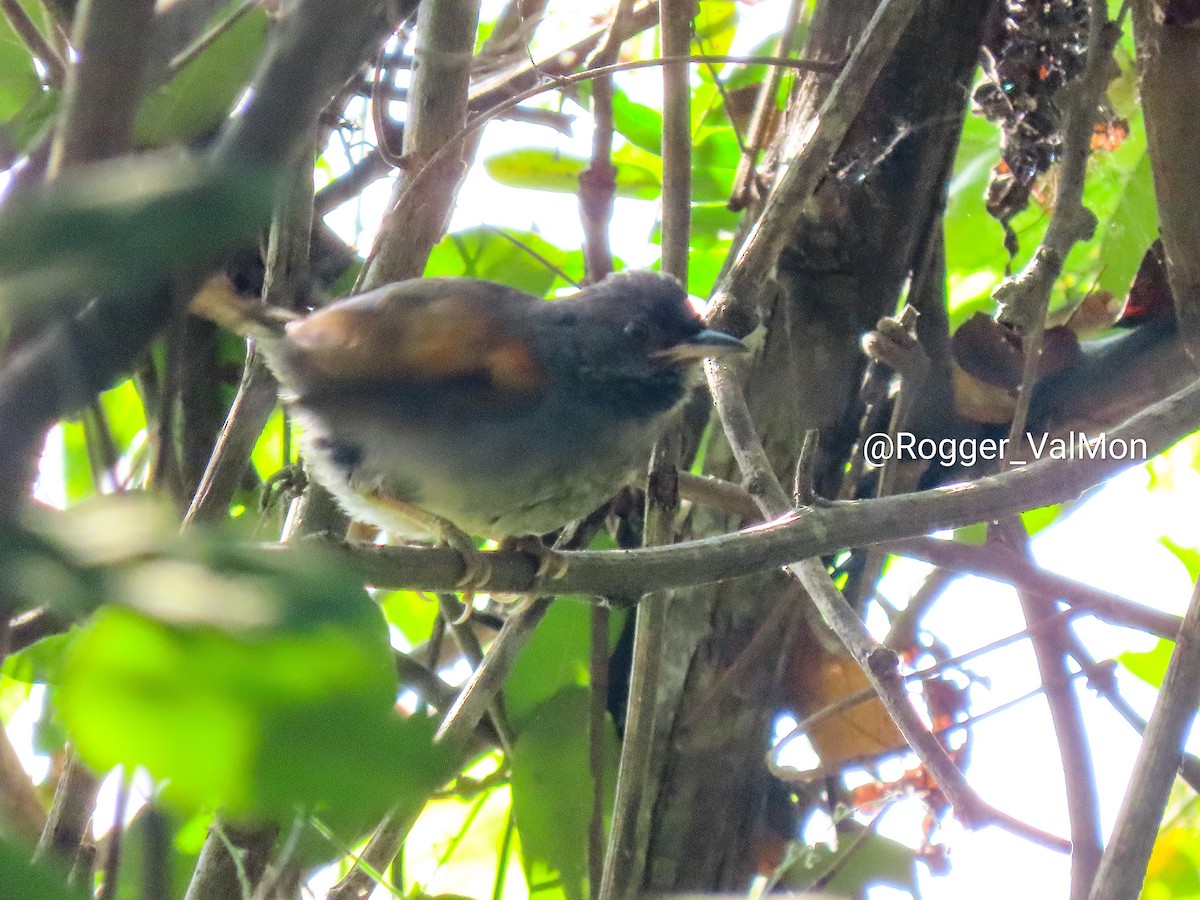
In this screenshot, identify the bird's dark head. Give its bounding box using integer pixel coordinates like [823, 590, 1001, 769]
[542, 269, 748, 418]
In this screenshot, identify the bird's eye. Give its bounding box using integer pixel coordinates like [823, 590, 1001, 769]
[623, 319, 649, 342]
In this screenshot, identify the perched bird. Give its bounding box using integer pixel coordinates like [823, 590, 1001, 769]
[192, 269, 747, 581]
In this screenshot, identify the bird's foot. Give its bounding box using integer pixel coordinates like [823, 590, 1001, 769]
[500, 536, 569, 582]
[434, 521, 493, 606]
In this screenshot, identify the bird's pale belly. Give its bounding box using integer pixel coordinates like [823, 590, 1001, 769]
[294, 405, 661, 539]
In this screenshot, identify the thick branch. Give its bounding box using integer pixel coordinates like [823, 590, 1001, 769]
[706, 0, 923, 333]
[49, 0, 157, 172]
[333, 374, 1200, 596]
[360, 0, 481, 287]
[1132, 0, 1200, 361]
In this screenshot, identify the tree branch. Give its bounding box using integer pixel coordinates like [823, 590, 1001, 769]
[326, 373, 1200, 597]
[1089, 574, 1200, 900]
[1132, 0, 1200, 362]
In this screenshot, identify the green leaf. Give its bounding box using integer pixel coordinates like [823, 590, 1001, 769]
[779, 823, 918, 895]
[1020, 503, 1064, 536]
[0, 2, 41, 124]
[250, 406, 288, 483]
[612, 89, 663, 155]
[1096, 151, 1158, 301]
[0, 155, 279, 326]
[1, 89, 60, 166]
[1161, 537, 1200, 582]
[135, 3, 269, 147]
[691, 0, 739, 60]
[1144, 828, 1200, 900]
[380, 589, 440, 647]
[113, 808, 198, 900]
[1120, 638, 1172, 690]
[0, 838, 84, 900]
[57, 420, 93, 505]
[691, 129, 740, 202]
[97, 379, 148, 456]
[484, 148, 661, 200]
[52, 520, 459, 828]
[425, 226, 580, 297]
[2, 632, 71, 684]
[510, 687, 619, 900]
[952, 523, 989, 545]
[504, 600, 625, 731]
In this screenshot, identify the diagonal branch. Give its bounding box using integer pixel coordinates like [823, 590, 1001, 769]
[1089, 574, 1200, 900]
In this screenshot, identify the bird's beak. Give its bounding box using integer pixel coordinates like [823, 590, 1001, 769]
[656, 328, 750, 363]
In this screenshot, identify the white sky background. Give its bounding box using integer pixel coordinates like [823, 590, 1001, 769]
[21, 0, 1200, 897]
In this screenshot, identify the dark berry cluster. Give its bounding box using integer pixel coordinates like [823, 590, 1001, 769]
[973, 0, 1090, 243]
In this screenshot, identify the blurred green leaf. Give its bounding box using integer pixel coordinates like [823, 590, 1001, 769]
[1144, 828, 1200, 900]
[135, 3, 268, 147]
[0, 155, 279, 327]
[504, 600, 625, 731]
[0, 838, 83, 900]
[113, 808, 198, 900]
[97, 379, 148, 457]
[250, 406, 288, 483]
[1020, 503, 1064, 536]
[1, 88, 60, 165]
[484, 148, 661, 200]
[426, 226, 584, 297]
[952, 523, 989, 545]
[780, 823, 918, 895]
[1120, 638, 1172, 690]
[1096, 150, 1157, 302]
[1162, 537, 1200, 582]
[380, 589, 439, 647]
[691, 0, 738, 59]
[36, 495, 458, 827]
[0, 3, 41, 123]
[690, 129, 739, 202]
[510, 687, 619, 900]
[612, 89, 662, 155]
[2, 632, 70, 684]
[60, 421, 94, 504]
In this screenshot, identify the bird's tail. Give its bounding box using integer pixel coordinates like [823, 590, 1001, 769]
[190, 275, 294, 341]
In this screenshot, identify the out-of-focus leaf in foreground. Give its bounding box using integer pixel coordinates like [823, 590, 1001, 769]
[0, 154, 278, 332]
[10, 495, 456, 836]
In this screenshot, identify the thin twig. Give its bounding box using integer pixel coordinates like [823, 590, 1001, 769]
[600, 437, 680, 899]
[0, 0, 65, 86]
[885, 537, 1181, 640]
[1067, 638, 1200, 794]
[578, 0, 635, 280]
[996, 0, 1117, 448]
[706, 0, 924, 331]
[706, 336, 1028, 830]
[379, 53, 842, 261]
[659, 0, 692, 283]
[168, 0, 260, 74]
[587, 604, 610, 900]
[357, 0, 483, 288]
[728, 0, 805, 210]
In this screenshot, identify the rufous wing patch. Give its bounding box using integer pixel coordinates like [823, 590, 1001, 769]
[283, 294, 545, 393]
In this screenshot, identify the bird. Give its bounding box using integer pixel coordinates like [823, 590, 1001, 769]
[191, 269, 748, 585]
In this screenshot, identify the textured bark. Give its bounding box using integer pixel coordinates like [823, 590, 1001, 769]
[640, 0, 993, 890]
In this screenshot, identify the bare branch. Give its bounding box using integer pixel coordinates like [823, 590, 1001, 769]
[1090, 574, 1200, 900]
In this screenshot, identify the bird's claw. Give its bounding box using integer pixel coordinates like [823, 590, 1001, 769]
[501, 536, 569, 582]
[436, 524, 492, 609]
